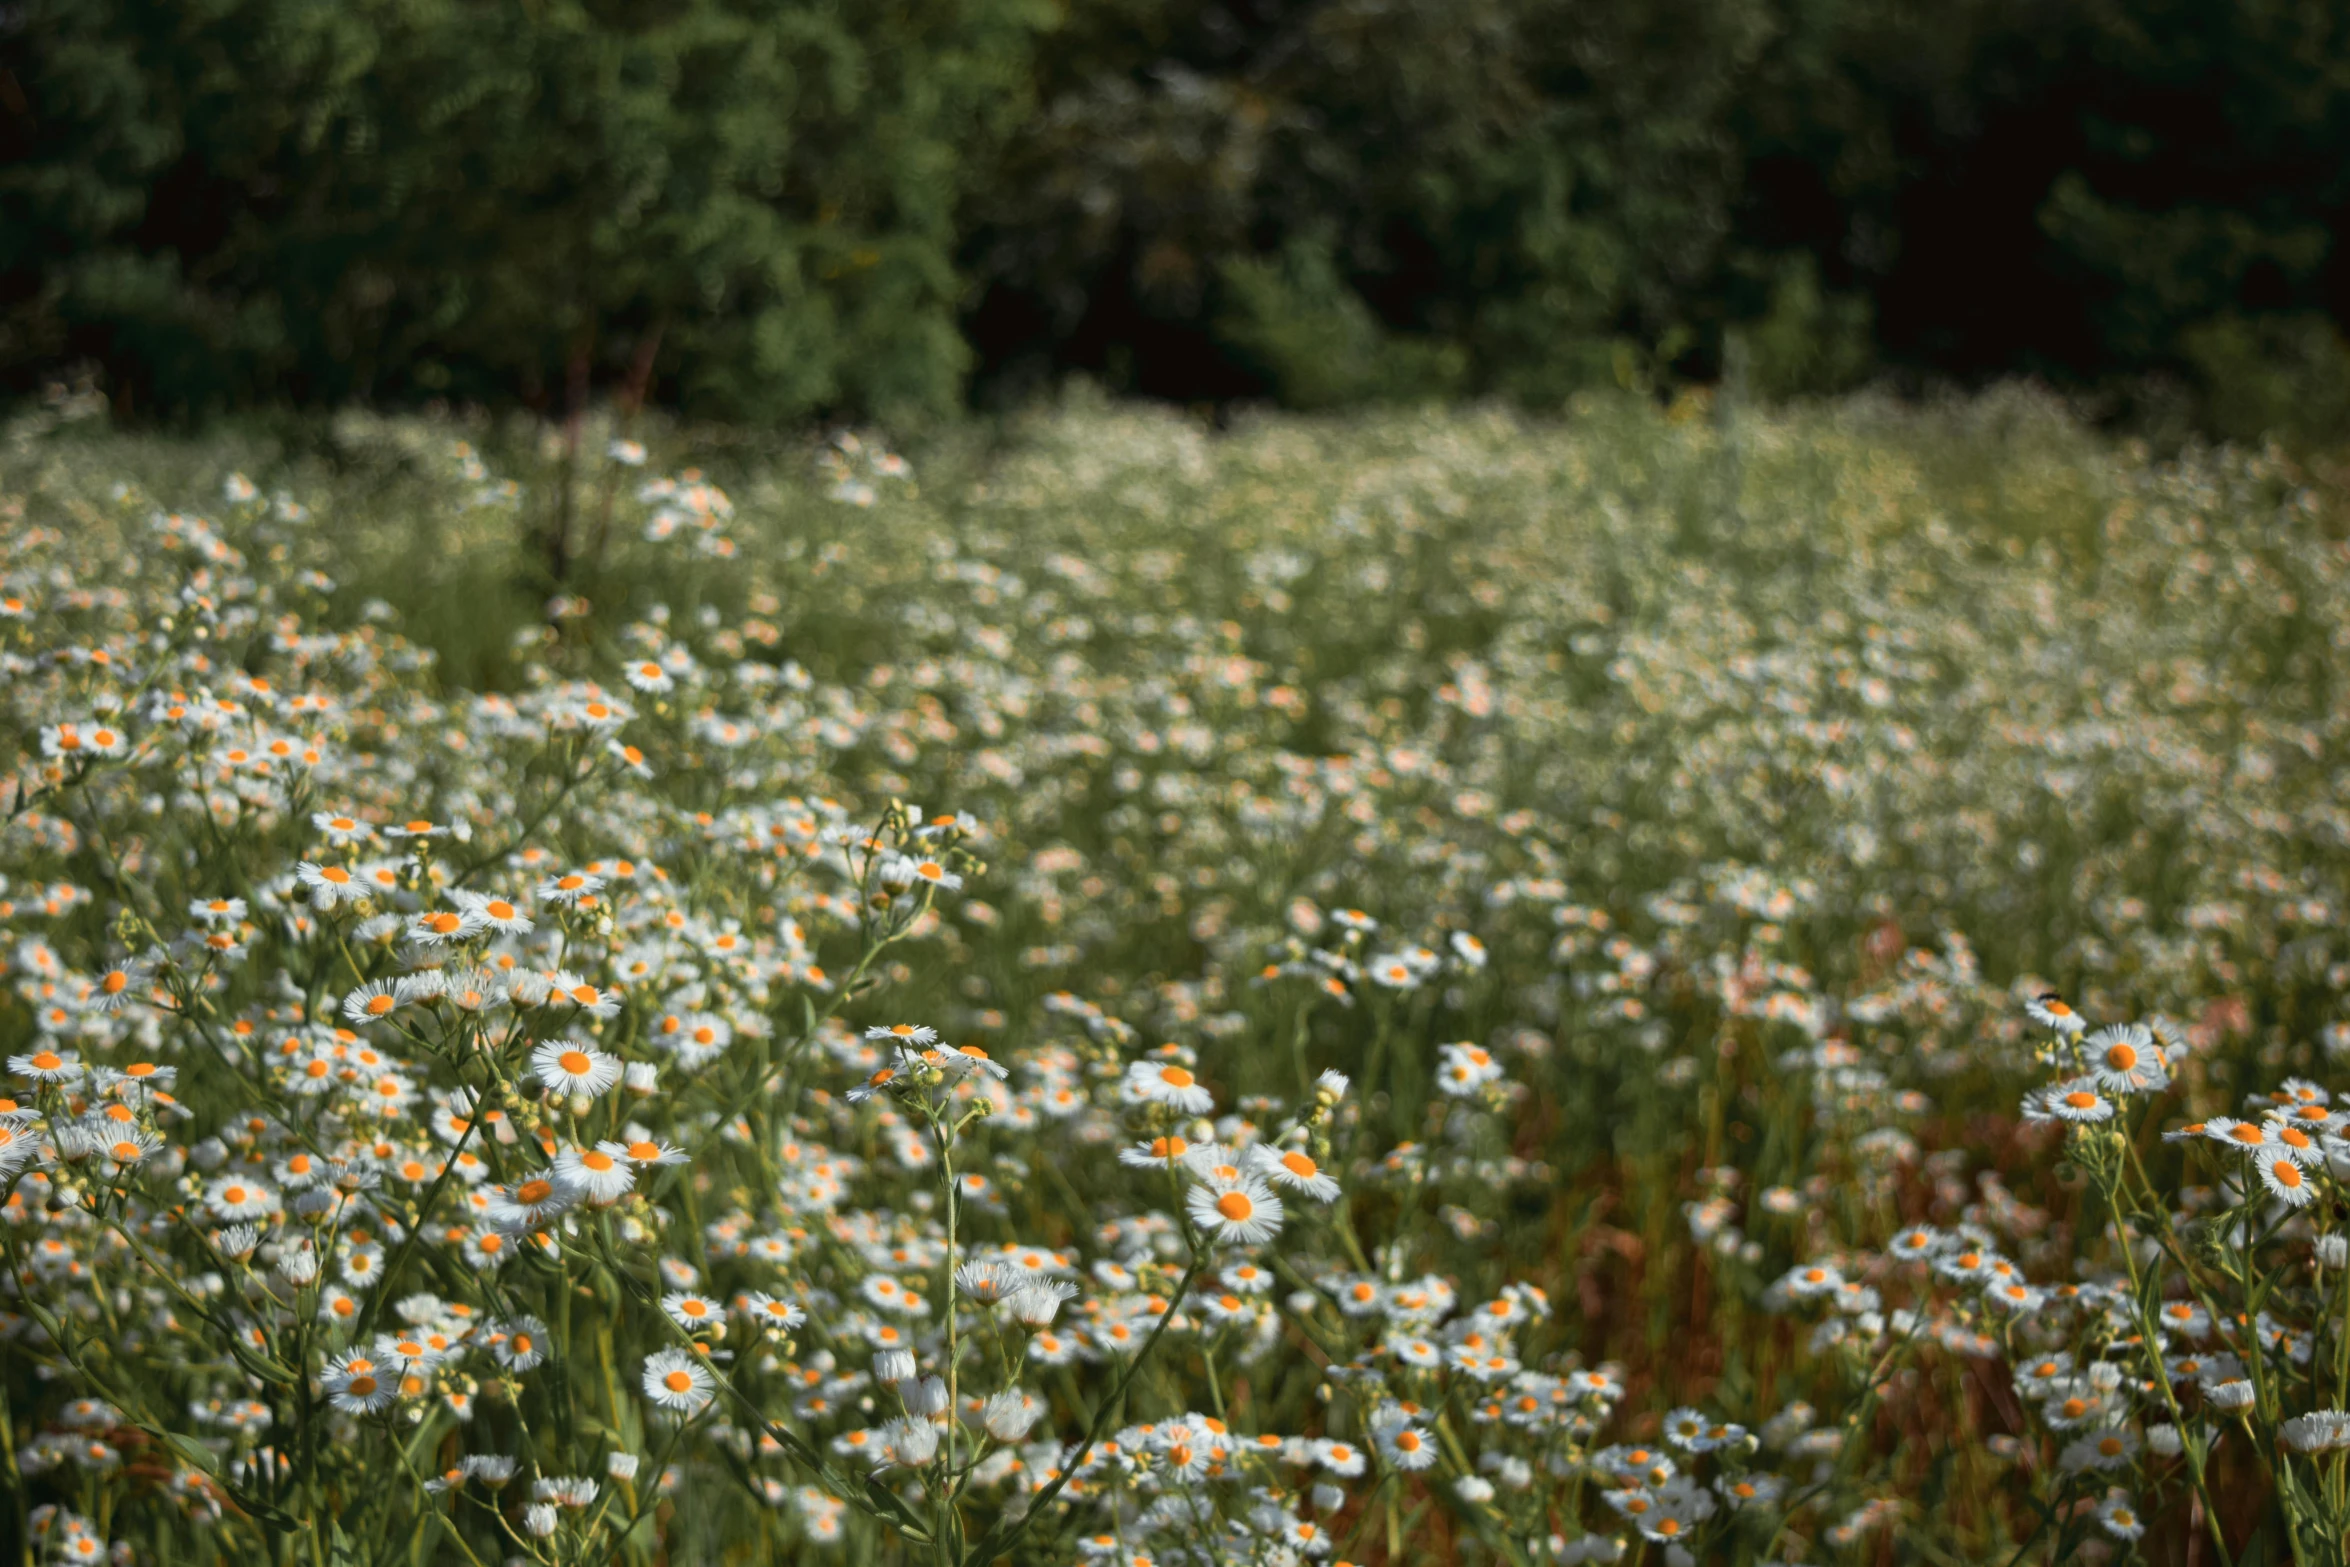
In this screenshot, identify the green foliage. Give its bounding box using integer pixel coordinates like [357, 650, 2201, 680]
[966, 0, 2350, 418]
[8, 0, 2350, 429]
[965, 0, 1777, 403]
[1213, 240, 1466, 409]
[2178, 312, 2350, 448]
[0, 0, 1044, 421]
[1734, 256, 1873, 402]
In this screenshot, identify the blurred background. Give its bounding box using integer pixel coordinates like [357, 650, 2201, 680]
[3, 0, 2347, 445]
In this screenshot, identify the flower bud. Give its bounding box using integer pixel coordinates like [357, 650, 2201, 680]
[2319, 1235, 2347, 1269]
[873, 1349, 917, 1382]
[898, 1376, 949, 1417]
[892, 1417, 939, 1466]
[2208, 1379, 2256, 1413]
[2147, 1422, 2183, 1456]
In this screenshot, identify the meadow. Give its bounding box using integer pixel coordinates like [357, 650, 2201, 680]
[0, 386, 2347, 1565]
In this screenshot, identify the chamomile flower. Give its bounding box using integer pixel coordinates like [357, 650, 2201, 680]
[10, 1048, 82, 1084]
[312, 812, 372, 846]
[1126, 1060, 1215, 1115]
[536, 872, 607, 907]
[407, 907, 487, 946]
[743, 1293, 807, 1334]
[663, 1293, 724, 1332]
[1375, 1424, 1438, 1470]
[341, 980, 407, 1025]
[2086, 1025, 2168, 1094]
[532, 1041, 622, 1098]
[2026, 993, 2088, 1037]
[2039, 1079, 2113, 1124]
[322, 1352, 395, 1414]
[1248, 1143, 1342, 1202]
[1186, 1176, 1284, 1245]
[296, 861, 367, 909]
[2258, 1153, 2318, 1207]
[552, 1144, 636, 1206]
[642, 1350, 716, 1414]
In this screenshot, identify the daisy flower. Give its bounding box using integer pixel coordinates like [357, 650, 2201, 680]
[296, 861, 366, 910]
[2257, 1154, 2317, 1207]
[341, 980, 406, 1025]
[1313, 1438, 1368, 1477]
[532, 1041, 621, 1098]
[1186, 1176, 1284, 1246]
[2096, 1495, 2146, 1541]
[100, 1131, 160, 1169]
[535, 872, 607, 907]
[548, 976, 622, 1019]
[407, 908, 487, 946]
[2040, 1079, 2113, 1124]
[2203, 1117, 2274, 1154]
[452, 890, 534, 934]
[2086, 1025, 2168, 1095]
[10, 1048, 82, 1084]
[1126, 1060, 1215, 1115]
[642, 1349, 716, 1414]
[663, 1292, 724, 1332]
[323, 1352, 395, 1414]
[1376, 1424, 1438, 1470]
[552, 1145, 636, 1206]
[1120, 1135, 1196, 1169]
[1248, 1143, 1342, 1202]
[487, 1176, 574, 1234]
[490, 1319, 551, 1371]
[2026, 992, 2088, 1037]
[743, 1292, 807, 1333]
[206, 1178, 278, 1222]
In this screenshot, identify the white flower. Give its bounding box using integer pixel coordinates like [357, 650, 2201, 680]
[2026, 993, 2087, 1036]
[1248, 1143, 1341, 1202]
[742, 1292, 806, 1334]
[1187, 1176, 1285, 1246]
[641, 1350, 715, 1414]
[296, 861, 367, 909]
[2095, 1494, 2146, 1541]
[1376, 1424, 1437, 1470]
[551, 1144, 635, 1206]
[532, 1041, 622, 1098]
[1126, 1059, 1215, 1115]
[2256, 1153, 2318, 1208]
[2281, 1410, 2350, 1452]
[981, 1390, 1043, 1442]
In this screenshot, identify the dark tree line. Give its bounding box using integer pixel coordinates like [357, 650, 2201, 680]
[6, 0, 2349, 434]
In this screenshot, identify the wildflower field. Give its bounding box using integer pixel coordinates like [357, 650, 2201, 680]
[3, 389, 2349, 1566]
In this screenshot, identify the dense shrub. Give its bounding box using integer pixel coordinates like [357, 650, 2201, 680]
[5, 0, 2350, 425]
[0, 0, 1042, 421]
[963, 0, 2350, 419]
